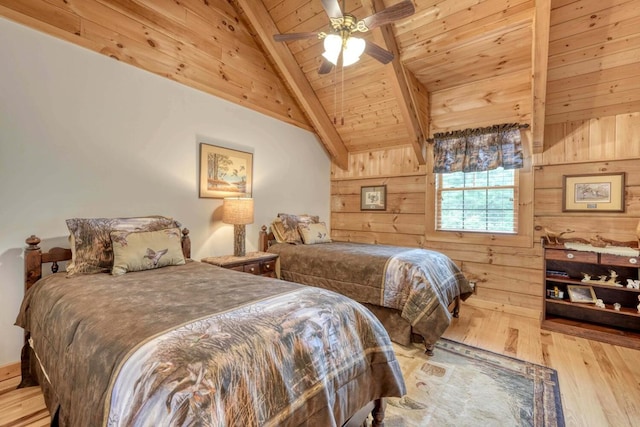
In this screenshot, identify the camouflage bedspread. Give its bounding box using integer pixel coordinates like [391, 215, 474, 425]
[267, 242, 473, 345]
[16, 261, 405, 427]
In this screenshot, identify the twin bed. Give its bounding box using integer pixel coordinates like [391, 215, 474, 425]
[16, 214, 470, 426]
[260, 218, 473, 355]
[17, 218, 405, 426]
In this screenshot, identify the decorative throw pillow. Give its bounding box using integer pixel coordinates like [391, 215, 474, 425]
[111, 228, 185, 276]
[298, 222, 332, 244]
[277, 213, 320, 244]
[270, 218, 288, 243]
[66, 216, 180, 276]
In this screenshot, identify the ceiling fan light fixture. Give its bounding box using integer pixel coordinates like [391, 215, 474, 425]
[323, 34, 342, 65]
[342, 37, 366, 66]
[273, 0, 415, 74]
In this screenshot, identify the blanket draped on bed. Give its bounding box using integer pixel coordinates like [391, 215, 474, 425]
[16, 261, 405, 427]
[267, 242, 472, 346]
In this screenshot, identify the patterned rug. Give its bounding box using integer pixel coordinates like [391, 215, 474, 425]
[379, 339, 565, 427]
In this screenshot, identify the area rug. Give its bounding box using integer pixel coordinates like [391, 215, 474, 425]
[378, 339, 565, 427]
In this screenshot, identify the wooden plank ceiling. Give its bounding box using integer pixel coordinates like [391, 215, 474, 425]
[236, 0, 640, 166]
[1, 0, 638, 168]
[236, 0, 539, 166]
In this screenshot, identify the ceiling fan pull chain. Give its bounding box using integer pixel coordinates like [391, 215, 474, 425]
[341, 62, 345, 125]
[333, 63, 338, 124]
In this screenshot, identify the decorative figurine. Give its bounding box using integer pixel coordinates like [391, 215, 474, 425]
[613, 303, 621, 311]
[581, 271, 623, 286]
[626, 279, 640, 289]
[607, 270, 622, 286]
[550, 286, 563, 299]
[595, 299, 605, 308]
[543, 227, 575, 245]
[637, 296, 640, 314]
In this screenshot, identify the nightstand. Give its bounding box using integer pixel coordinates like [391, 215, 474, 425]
[201, 252, 279, 278]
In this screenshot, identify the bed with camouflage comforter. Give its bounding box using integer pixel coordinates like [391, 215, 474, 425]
[266, 242, 473, 350]
[16, 261, 405, 426]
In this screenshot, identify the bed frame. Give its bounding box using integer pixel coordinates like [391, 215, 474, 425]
[20, 230, 386, 427]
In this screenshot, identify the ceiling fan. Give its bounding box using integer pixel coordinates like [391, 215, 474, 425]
[273, 0, 415, 74]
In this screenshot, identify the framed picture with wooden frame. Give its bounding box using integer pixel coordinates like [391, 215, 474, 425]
[567, 285, 597, 304]
[199, 143, 253, 199]
[360, 185, 387, 211]
[562, 172, 625, 212]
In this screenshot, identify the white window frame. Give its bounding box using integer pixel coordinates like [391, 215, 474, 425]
[435, 168, 519, 234]
[425, 146, 533, 249]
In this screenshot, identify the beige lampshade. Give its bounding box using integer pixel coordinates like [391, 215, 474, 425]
[222, 198, 254, 225]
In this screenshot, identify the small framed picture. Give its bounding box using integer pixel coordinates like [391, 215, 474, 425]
[567, 285, 597, 304]
[360, 185, 386, 211]
[562, 173, 625, 212]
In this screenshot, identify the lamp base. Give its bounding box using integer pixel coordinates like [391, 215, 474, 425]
[233, 224, 246, 257]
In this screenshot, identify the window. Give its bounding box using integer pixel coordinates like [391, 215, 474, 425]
[435, 167, 518, 233]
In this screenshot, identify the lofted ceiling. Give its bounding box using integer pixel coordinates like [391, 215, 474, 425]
[235, 0, 640, 169]
[1, 0, 638, 170]
[236, 0, 539, 168]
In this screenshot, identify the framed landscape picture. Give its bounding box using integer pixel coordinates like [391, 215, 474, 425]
[562, 172, 625, 212]
[199, 143, 253, 198]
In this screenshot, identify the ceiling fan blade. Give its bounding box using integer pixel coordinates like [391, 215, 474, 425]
[360, 0, 415, 31]
[273, 32, 319, 42]
[321, 0, 343, 18]
[318, 58, 335, 74]
[364, 41, 394, 64]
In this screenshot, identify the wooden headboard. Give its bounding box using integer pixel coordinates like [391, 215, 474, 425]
[24, 228, 191, 292]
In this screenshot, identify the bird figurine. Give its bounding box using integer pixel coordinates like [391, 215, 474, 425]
[543, 227, 574, 245]
[588, 235, 608, 248]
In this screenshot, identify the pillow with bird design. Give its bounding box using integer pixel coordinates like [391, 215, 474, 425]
[110, 228, 185, 276]
[66, 215, 181, 276]
[297, 222, 332, 245]
[276, 213, 320, 244]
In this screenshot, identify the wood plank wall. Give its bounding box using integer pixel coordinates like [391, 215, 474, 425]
[331, 111, 640, 319]
[546, 0, 640, 124]
[534, 111, 640, 245]
[0, 0, 311, 132]
[537, 112, 640, 164]
[331, 145, 428, 247]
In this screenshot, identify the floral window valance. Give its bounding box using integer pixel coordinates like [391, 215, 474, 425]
[432, 123, 525, 173]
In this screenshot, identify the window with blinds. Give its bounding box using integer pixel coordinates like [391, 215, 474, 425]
[435, 167, 518, 233]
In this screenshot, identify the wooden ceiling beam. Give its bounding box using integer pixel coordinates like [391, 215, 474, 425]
[369, 0, 428, 165]
[531, 0, 550, 154]
[235, 0, 349, 170]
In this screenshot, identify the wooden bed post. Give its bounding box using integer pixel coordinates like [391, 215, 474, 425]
[24, 235, 43, 292]
[259, 225, 269, 252]
[20, 236, 43, 388]
[181, 228, 191, 259]
[453, 295, 461, 318]
[371, 398, 386, 427]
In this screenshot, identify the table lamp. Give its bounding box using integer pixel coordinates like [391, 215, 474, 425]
[222, 197, 254, 257]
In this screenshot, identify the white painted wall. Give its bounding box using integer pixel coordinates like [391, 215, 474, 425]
[0, 18, 330, 366]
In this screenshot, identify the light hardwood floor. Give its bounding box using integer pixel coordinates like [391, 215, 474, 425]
[1, 305, 638, 426]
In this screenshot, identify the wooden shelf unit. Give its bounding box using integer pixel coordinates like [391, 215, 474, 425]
[542, 242, 640, 350]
